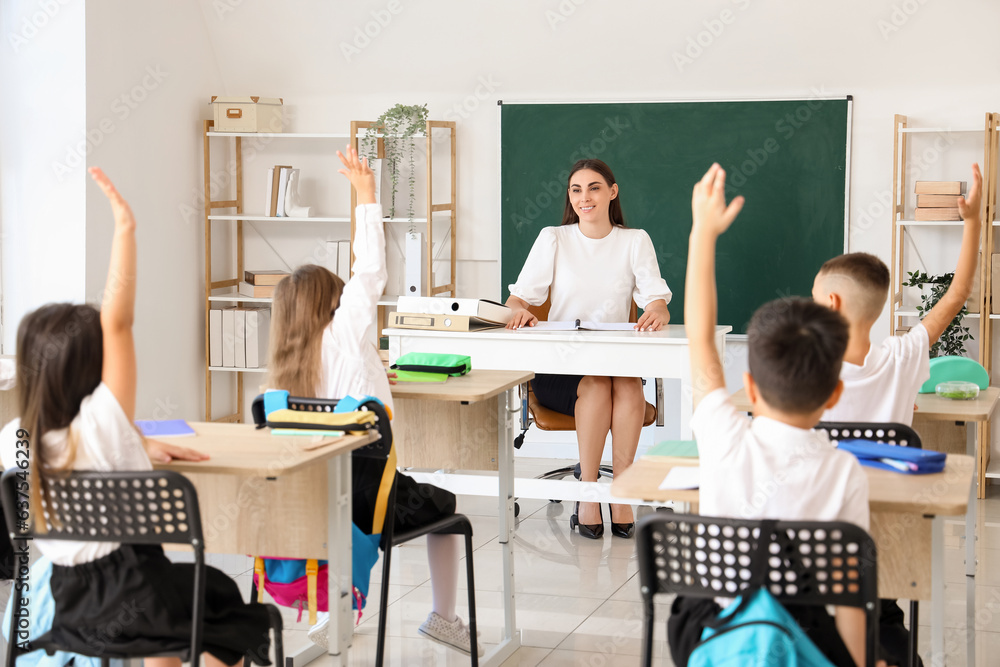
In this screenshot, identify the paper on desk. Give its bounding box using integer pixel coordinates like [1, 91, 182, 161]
[658, 466, 700, 490]
[527, 321, 637, 332]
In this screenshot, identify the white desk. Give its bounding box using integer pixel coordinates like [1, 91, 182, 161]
[385, 324, 731, 440]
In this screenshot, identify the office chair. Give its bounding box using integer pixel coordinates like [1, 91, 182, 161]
[637, 512, 879, 667]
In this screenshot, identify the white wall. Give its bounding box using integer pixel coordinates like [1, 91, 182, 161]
[0, 0, 87, 352]
[5, 0, 1000, 458]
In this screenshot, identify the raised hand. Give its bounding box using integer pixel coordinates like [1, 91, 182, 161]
[957, 163, 982, 221]
[89, 167, 135, 231]
[336, 145, 376, 205]
[691, 163, 744, 238]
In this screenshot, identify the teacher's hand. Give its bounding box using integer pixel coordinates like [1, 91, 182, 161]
[635, 302, 670, 332]
[506, 308, 538, 329]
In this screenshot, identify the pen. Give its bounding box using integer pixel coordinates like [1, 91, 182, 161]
[878, 458, 916, 472]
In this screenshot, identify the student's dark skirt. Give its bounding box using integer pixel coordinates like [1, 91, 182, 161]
[392, 472, 456, 531]
[531, 373, 584, 416]
[38, 544, 273, 665]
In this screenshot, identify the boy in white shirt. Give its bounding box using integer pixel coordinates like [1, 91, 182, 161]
[684, 164, 872, 667]
[811, 165, 982, 666]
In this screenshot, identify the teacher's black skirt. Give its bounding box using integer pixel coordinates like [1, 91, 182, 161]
[531, 374, 585, 416]
[39, 544, 273, 665]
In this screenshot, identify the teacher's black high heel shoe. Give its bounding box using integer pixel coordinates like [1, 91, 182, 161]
[570, 502, 604, 539]
[608, 504, 635, 539]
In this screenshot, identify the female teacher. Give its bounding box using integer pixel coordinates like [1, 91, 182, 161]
[505, 159, 672, 539]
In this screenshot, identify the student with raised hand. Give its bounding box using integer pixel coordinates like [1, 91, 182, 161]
[682, 164, 875, 667]
[0, 168, 272, 667]
[505, 159, 672, 539]
[810, 164, 982, 666]
[266, 147, 480, 657]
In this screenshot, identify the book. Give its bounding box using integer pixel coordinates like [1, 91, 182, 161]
[914, 181, 965, 195]
[916, 194, 963, 208]
[221, 307, 236, 367]
[528, 320, 637, 331]
[269, 165, 290, 216]
[245, 307, 271, 369]
[209, 309, 222, 367]
[275, 166, 292, 218]
[234, 309, 247, 368]
[244, 270, 289, 286]
[264, 167, 274, 216]
[238, 281, 276, 298]
[135, 419, 196, 438]
[337, 240, 351, 282]
[914, 207, 961, 221]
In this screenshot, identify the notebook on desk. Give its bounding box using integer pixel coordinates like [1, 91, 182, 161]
[528, 320, 636, 332]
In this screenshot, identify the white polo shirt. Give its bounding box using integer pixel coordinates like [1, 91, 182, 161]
[693, 388, 870, 531]
[822, 324, 930, 426]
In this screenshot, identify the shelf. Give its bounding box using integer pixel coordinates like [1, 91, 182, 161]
[377, 296, 400, 307]
[208, 366, 268, 373]
[986, 459, 1000, 479]
[895, 309, 980, 319]
[208, 215, 351, 223]
[898, 220, 964, 227]
[205, 131, 428, 139]
[208, 291, 273, 304]
[899, 127, 983, 134]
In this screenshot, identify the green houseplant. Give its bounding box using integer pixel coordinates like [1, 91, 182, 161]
[902, 270, 972, 357]
[363, 103, 428, 231]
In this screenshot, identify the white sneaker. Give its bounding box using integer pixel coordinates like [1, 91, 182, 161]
[307, 612, 330, 649]
[418, 611, 484, 657]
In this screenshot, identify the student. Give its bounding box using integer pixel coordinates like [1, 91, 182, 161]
[0, 168, 273, 667]
[683, 164, 873, 666]
[812, 163, 982, 667]
[505, 159, 671, 539]
[266, 147, 480, 657]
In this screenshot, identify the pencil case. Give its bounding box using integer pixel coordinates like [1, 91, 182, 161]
[836, 439, 946, 474]
[390, 352, 471, 377]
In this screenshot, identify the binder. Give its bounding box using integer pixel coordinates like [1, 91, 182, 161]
[395, 296, 512, 324]
[387, 311, 503, 332]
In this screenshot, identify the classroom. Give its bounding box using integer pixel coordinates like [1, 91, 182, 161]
[0, 1, 999, 666]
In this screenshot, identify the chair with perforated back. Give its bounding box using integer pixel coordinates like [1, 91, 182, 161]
[816, 420, 921, 667]
[636, 513, 878, 667]
[251, 394, 478, 666]
[516, 298, 661, 504]
[0, 468, 284, 667]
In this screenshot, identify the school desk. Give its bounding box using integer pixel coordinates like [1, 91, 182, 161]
[621, 419, 980, 666]
[384, 324, 732, 439]
[154, 421, 378, 667]
[390, 369, 533, 667]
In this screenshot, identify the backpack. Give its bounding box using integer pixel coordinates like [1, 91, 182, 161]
[250, 392, 396, 626]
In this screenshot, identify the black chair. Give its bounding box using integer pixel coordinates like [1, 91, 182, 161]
[252, 394, 479, 666]
[816, 420, 921, 667]
[0, 469, 284, 667]
[636, 513, 878, 667]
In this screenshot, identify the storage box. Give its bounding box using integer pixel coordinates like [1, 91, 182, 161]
[210, 96, 283, 133]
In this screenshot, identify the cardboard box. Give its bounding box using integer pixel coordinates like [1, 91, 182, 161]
[211, 96, 283, 133]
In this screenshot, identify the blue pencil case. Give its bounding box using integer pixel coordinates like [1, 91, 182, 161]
[836, 439, 946, 474]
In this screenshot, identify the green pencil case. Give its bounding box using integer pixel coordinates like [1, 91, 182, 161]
[918, 356, 989, 393]
[391, 352, 471, 377]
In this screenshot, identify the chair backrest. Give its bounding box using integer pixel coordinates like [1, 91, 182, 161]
[815, 421, 922, 449]
[636, 513, 877, 666]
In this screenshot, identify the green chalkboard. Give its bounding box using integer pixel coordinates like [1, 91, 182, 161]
[500, 99, 850, 334]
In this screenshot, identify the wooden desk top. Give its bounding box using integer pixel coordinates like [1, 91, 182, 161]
[612, 454, 974, 516]
[389, 369, 533, 403]
[152, 422, 377, 476]
[729, 386, 1000, 422]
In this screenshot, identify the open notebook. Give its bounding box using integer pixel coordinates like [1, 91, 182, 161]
[526, 320, 637, 332]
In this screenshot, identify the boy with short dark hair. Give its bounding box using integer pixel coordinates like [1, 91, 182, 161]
[685, 164, 871, 666]
[811, 164, 982, 666]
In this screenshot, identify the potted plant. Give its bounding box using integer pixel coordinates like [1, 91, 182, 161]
[363, 103, 428, 231]
[902, 270, 972, 357]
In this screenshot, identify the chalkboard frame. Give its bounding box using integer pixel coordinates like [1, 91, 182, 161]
[498, 97, 853, 336]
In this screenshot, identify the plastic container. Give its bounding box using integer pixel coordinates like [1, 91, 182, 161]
[935, 381, 980, 400]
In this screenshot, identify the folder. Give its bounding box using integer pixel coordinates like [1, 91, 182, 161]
[387, 311, 503, 332]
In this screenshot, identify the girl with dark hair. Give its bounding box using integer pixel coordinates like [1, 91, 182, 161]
[505, 159, 672, 540]
[0, 169, 273, 666]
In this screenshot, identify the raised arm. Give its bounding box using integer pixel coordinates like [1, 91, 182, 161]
[330, 146, 386, 351]
[686, 164, 744, 407]
[921, 163, 982, 344]
[90, 168, 137, 421]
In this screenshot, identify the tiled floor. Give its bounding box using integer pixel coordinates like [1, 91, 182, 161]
[193, 459, 1000, 666]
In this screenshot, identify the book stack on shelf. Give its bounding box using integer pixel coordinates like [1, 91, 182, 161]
[209, 306, 270, 370]
[239, 269, 288, 298]
[914, 180, 966, 221]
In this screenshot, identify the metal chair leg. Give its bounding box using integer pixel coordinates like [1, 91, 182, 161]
[464, 528, 478, 666]
[909, 600, 919, 667]
[376, 542, 393, 667]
